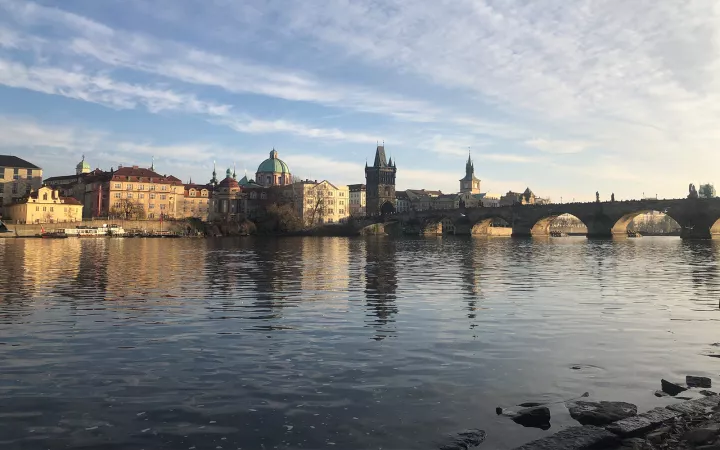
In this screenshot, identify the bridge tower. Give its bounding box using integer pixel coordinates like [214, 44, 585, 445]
[459, 152, 481, 194]
[365, 144, 397, 215]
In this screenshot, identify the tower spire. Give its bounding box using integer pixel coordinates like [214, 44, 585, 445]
[151, 156, 155, 171]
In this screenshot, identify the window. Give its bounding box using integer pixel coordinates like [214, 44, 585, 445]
[27, 169, 33, 178]
[127, 184, 133, 190]
[161, 185, 167, 191]
[201, 190, 207, 197]
[160, 204, 166, 210]
[190, 190, 196, 197]
[149, 203, 155, 209]
[36, 206, 39, 211]
[43, 193, 48, 201]
[139, 193, 145, 199]
[43, 207, 46, 212]
[148, 213, 155, 219]
[328, 191, 333, 196]
[340, 209, 345, 214]
[138, 185, 144, 190]
[114, 183, 122, 189]
[339, 200, 344, 205]
[13, 168, 19, 180]
[160, 194, 166, 200]
[250, 192, 257, 199]
[260, 192, 267, 199]
[11, 183, 17, 194]
[328, 218, 334, 223]
[150, 193, 156, 199]
[114, 193, 121, 198]
[50, 207, 53, 212]
[0, 167, 4, 179]
[328, 209, 334, 214]
[340, 192, 345, 196]
[127, 193, 133, 199]
[150, 185, 156, 191]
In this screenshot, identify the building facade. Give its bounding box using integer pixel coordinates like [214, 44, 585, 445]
[282, 180, 350, 225]
[459, 153, 481, 194]
[5, 186, 82, 224]
[348, 184, 366, 216]
[256, 149, 292, 187]
[101, 166, 184, 219]
[180, 183, 212, 220]
[0, 155, 43, 216]
[365, 145, 397, 215]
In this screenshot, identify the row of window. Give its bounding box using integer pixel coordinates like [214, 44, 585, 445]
[111, 202, 167, 210]
[114, 183, 171, 191]
[0, 168, 35, 180]
[114, 192, 168, 200]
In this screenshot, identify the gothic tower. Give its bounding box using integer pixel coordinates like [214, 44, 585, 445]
[459, 152, 481, 194]
[365, 144, 397, 215]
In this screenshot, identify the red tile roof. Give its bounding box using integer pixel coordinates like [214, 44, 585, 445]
[111, 166, 183, 184]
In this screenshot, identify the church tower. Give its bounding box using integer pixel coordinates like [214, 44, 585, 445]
[365, 144, 397, 215]
[459, 152, 481, 194]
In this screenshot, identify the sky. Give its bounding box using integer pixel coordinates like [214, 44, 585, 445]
[1, 0, 719, 201]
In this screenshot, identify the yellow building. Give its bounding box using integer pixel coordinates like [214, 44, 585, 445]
[5, 186, 83, 224]
[105, 166, 184, 219]
[180, 183, 212, 220]
[284, 180, 350, 225]
[0, 155, 43, 217]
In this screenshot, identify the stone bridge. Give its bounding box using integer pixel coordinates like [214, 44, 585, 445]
[356, 198, 720, 239]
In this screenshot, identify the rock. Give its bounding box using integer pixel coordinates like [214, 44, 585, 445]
[682, 427, 718, 445]
[700, 390, 718, 397]
[696, 444, 720, 450]
[646, 426, 671, 445]
[654, 390, 669, 398]
[496, 407, 503, 415]
[439, 429, 486, 450]
[567, 401, 638, 426]
[518, 402, 544, 407]
[661, 379, 688, 396]
[606, 407, 682, 437]
[511, 425, 619, 450]
[667, 396, 720, 415]
[511, 406, 551, 429]
[687, 376, 712, 388]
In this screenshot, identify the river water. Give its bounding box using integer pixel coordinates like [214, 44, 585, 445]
[1, 236, 720, 449]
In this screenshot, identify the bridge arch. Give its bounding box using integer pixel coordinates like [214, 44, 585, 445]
[469, 217, 512, 236]
[611, 210, 682, 236]
[529, 213, 589, 237]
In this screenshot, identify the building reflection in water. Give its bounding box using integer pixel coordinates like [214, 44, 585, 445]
[364, 237, 398, 340]
[459, 239, 485, 330]
[679, 240, 720, 308]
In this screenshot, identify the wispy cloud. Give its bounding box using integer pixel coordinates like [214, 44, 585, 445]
[525, 138, 590, 155]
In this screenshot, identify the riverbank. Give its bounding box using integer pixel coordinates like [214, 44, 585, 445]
[501, 379, 720, 450]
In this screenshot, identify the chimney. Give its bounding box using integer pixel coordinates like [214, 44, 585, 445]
[132, 165, 139, 169]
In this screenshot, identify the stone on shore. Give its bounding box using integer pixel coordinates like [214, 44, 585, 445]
[512, 425, 618, 450]
[682, 427, 719, 445]
[687, 376, 713, 388]
[567, 401, 637, 426]
[661, 379, 688, 396]
[666, 395, 720, 415]
[654, 390, 669, 398]
[511, 406, 551, 429]
[438, 429, 486, 450]
[606, 407, 682, 437]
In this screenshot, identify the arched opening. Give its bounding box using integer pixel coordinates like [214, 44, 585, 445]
[380, 201, 395, 216]
[532, 214, 588, 237]
[613, 210, 681, 236]
[711, 218, 720, 237]
[471, 217, 512, 236]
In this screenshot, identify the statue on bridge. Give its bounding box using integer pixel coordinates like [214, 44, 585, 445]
[688, 183, 699, 199]
[611, 193, 615, 202]
[596, 191, 600, 203]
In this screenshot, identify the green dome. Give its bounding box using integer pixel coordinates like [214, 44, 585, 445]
[77, 158, 90, 170]
[257, 149, 291, 174]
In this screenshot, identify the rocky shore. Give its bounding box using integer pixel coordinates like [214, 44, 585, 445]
[439, 376, 720, 450]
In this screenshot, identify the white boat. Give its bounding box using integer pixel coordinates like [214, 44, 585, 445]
[63, 224, 125, 237]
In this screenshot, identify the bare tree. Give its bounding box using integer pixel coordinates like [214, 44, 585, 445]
[304, 184, 328, 227]
[111, 199, 146, 220]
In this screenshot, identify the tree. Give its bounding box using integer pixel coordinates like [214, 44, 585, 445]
[699, 183, 716, 199]
[110, 199, 146, 219]
[304, 184, 328, 227]
[261, 203, 303, 233]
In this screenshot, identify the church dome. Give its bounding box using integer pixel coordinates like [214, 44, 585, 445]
[257, 149, 291, 174]
[76, 155, 91, 174]
[218, 176, 239, 189]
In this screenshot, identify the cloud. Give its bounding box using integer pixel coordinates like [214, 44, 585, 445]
[524, 138, 590, 154]
[218, 118, 380, 144]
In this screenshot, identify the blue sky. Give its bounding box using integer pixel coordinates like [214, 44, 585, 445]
[0, 0, 718, 201]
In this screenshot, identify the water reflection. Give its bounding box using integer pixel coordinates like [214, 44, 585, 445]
[3, 237, 720, 449]
[364, 237, 398, 340]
